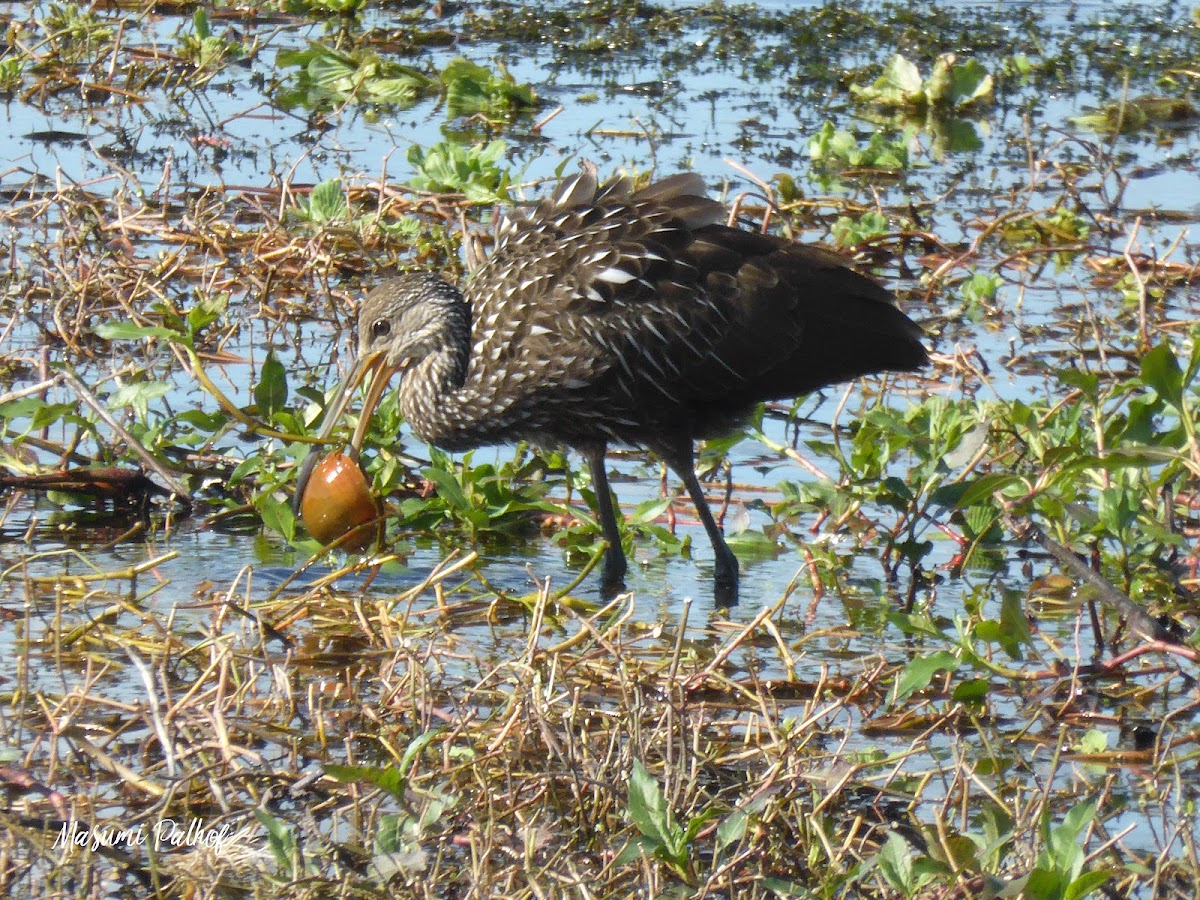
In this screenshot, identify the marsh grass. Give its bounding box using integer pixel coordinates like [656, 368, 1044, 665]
[5, 556, 1200, 897]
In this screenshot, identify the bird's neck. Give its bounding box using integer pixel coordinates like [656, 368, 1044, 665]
[398, 317, 471, 445]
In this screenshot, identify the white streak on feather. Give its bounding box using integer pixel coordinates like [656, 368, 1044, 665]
[518, 275, 549, 292]
[709, 352, 744, 380]
[641, 315, 668, 343]
[596, 267, 635, 285]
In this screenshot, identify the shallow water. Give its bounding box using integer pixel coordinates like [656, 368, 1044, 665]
[2, 0, 1194, 665]
[1, 0, 1198, 876]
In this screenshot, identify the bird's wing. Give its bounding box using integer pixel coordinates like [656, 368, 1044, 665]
[462, 173, 731, 417]
[668, 230, 926, 405]
[462, 173, 923, 437]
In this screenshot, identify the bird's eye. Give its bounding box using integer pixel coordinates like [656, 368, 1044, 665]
[370, 319, 391, 340]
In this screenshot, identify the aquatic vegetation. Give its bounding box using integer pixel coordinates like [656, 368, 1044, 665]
[275, 42, 438, 110]
[807, 120, 914, 172]
[178, 9, 247, 71]
[1, 0, 1199, 896]
[851, 53, 995, 113]
[405, 139, 513, 202]
[440, 56, 539, 124]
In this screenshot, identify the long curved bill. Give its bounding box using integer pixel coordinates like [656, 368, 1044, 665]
[292, 349, 403, 515]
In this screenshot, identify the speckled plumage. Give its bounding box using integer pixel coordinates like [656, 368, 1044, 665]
[307, 172, 929, 603]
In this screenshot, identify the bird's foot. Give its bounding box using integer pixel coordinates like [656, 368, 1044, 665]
[714, 573, 739, 608]
[713, 550, 740, 608]
[600, 572, 627, 600]
[599, 547, 628, 599]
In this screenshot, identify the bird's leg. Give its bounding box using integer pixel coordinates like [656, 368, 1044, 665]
[585, 447, 627, 596]
[659, 441, 740, 606]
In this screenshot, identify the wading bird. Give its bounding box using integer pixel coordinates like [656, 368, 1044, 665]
[294, 171, 928, 603]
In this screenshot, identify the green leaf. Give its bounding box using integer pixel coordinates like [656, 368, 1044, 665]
[254, 809, 296, 870]
[406, 139, 511, 203]
[186, 294, 226, 335]
[997, 589, 1031, 658]
[832, 209, 889, 247]
[374, 812, 405, 855]
[613, 835, 659, 867]
[440, 56, 490, 86]
[12, 401, 75, 430]
[108, 381, 172, 420]
[422, 466, 471, 512]
[714, 808, 748, 862]
[1064, 869, 1112, 900]
[255, 351, 289, 419]
[1076, 728, 1108, 754]
[1054, 801, 1096, 868]
[307, 48, 356, 88]
[955, 473, 1022, 509]
[1139, 343, 1184, 409]
[628, 758, 682, 859]
[276, 42, 435, 111]
[324, 763, 408, 801]
[307, 178, 349, 223]
[629, 497, 672, 525]
[951, 677, 990, 702]
[963, 503, 1002, 543]
[681, 807, 719, 844]
[399, 728, 444, 775]
[975, 802, 1015, 870]
[877, 832, 915, 892]
[366, 74, 427, 104]
[886, 611, 948, 640]
[192, 8, 211, 40]
[1024, 867, 1066, 900]
[891, 650, 960, 704]
[724, 528, 780, 561]
[1058, 801, 1097, 842]
[258, 492, 296, 542]
[888, 55, 923, 95]
[94, 321, 182, 342]
[948, 59, 994, 106]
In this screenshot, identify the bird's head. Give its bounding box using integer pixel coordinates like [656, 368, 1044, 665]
[293, 273, 468, 516]
[357, 272, 468, 368]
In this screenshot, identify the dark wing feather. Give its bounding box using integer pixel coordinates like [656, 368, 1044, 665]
[461, 173, 925, 445]
[677, 234, 927, 410]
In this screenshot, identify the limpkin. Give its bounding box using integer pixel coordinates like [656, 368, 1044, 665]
[294, 171, 928, 603]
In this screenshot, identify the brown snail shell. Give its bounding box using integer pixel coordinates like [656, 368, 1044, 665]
[299, 452, 380, 551]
